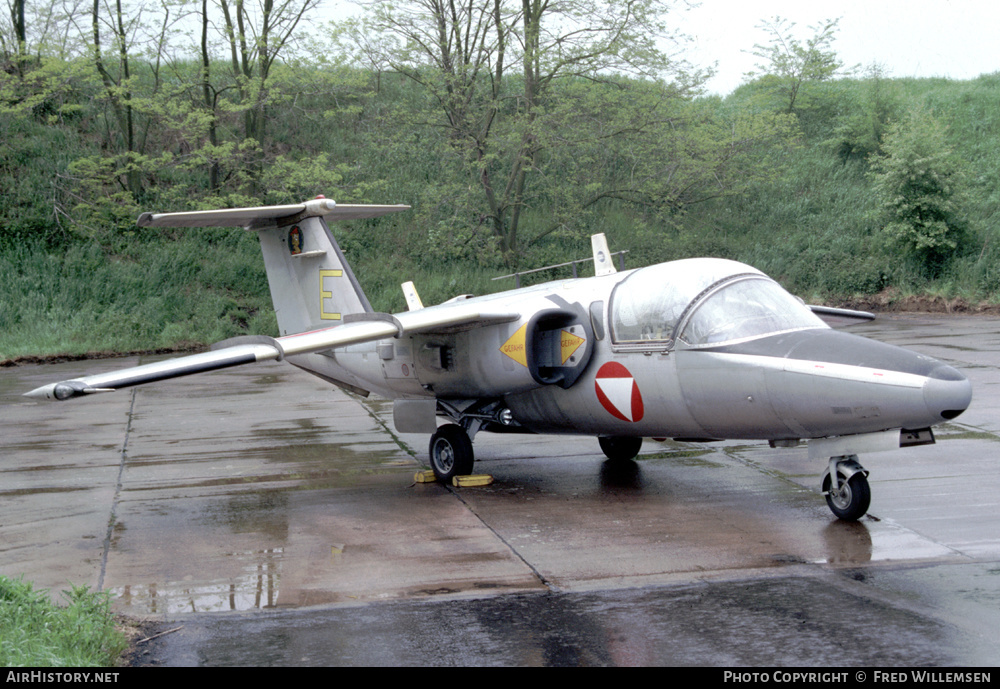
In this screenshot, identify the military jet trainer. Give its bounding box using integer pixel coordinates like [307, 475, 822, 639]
[26, 198, 972, 521]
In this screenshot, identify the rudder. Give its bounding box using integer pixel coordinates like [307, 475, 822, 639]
[256, 215, 372, 336]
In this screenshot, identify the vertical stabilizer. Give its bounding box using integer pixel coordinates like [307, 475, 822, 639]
[256, 216, 372, 336]
[136, 200, 410, 336]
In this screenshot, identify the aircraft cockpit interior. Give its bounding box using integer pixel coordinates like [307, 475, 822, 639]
[610, 258, 827, 348]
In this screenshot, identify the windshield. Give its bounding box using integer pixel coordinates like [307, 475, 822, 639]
[610, 259, 826, 347]
[678, 276, 827, 346]
[611, 258, 762, 344]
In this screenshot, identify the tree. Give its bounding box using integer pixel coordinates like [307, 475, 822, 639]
[90, 0, 141, 196]
[344, 0, 707, 264]
[747, 16, 849, 114]
[199, 0, 221, 192]
[10, 0, 27, 69]
[870, 106, 970, 275]
[830, 62, 900, 163]
[217, 0, 322, 150]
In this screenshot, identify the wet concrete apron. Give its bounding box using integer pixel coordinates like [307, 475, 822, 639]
[2, 314, 998, 665]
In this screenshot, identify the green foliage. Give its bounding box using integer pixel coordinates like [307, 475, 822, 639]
[747, 16, 852, 114]
[0, 236, 274, 359]
[828, 64, 902, 163]
[0, 114, 80, 249]
[3, 4, 1000, 360]
[870, 106, 971, 274]
[0, 576, 127, 667]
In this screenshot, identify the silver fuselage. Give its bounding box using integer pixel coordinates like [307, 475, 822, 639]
[292, 262, 971, 442]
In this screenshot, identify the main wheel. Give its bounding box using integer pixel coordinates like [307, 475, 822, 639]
[822, 470, 871, 521]
[598, 436, 643, 462]
[429, 424, 474, 482]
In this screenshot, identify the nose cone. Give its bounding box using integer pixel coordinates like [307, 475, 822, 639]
[924, 364, 972, 421]
[772, 331, 973, 427]
[699, 328, 974, 435]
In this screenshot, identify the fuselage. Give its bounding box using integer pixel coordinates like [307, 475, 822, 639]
[292, 258, 971, 442]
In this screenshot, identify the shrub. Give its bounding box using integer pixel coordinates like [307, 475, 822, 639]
[870, 106, 971, 275]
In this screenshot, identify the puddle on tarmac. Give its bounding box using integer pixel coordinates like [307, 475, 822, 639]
[108, 441, 420, 614]
[0, 485, 90, 498]
[127, 438, 415, 480]
[817, 521, 874, 564]
[112, 548, 284, 614]
[813, 517, 953, 566]
[636, 439, 722, 467]
[195, 491, 290, 538]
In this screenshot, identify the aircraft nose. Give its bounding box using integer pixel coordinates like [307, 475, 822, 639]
[924, 363, 972, 421]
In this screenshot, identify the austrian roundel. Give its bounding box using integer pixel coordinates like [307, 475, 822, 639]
[594, 362, 644, 423]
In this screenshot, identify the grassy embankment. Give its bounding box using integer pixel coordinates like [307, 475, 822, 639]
[2, 72, 999, 362]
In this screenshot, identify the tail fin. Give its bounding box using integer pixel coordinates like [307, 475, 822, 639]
[137, 199, 410, 336]
[256, 212, 373, 335]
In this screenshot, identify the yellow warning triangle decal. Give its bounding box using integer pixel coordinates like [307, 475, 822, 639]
[560, 329, 585, 364]
[500, 324, 529, 367]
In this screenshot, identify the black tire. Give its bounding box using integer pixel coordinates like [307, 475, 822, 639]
[598, 436, 643, 462]
[823, 471, 871, 521]
[429, 424, 474, 482]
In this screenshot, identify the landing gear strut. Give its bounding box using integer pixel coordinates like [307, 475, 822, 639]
[822, 455, 871, 521]
[427, 400, 520, 482]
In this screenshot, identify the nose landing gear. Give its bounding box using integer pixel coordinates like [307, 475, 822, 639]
[821, 455, 871, 521]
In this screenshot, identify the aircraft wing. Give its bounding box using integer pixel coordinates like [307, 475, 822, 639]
[24, 303, 519, 401]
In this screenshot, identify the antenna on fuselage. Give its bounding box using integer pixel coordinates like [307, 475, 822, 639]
[492, 233, 628, 287]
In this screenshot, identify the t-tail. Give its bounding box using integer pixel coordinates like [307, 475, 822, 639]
[137, 197, 409, 336]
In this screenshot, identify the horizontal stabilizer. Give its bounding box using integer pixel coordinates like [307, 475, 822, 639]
[137, 199, 410, 229]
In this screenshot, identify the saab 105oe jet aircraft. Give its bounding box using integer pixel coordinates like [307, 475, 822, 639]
[26, 198, 972, 520]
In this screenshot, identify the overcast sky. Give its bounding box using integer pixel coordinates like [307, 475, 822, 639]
[324, 0, 998, 95]
[675, 0, 1000, 95]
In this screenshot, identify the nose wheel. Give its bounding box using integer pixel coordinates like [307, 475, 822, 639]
[822, 455, 871, 521]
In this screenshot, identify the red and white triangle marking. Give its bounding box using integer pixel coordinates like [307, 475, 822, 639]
[595, 362, 644, 423]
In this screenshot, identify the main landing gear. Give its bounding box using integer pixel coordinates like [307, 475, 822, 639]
[598, 436, 643, 462]
[427, 400, 517, 482]
[821, 455, 871, 521]
[428, 424, 474, 482]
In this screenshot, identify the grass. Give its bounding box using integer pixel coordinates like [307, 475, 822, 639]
[0, 576, 129, 667]
[0, 235, 276, 361]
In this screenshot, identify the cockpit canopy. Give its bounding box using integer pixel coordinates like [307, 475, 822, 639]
[610, 258, 827, 348]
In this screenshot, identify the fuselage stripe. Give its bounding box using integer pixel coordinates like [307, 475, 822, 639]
[699, 352, 926, 388]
